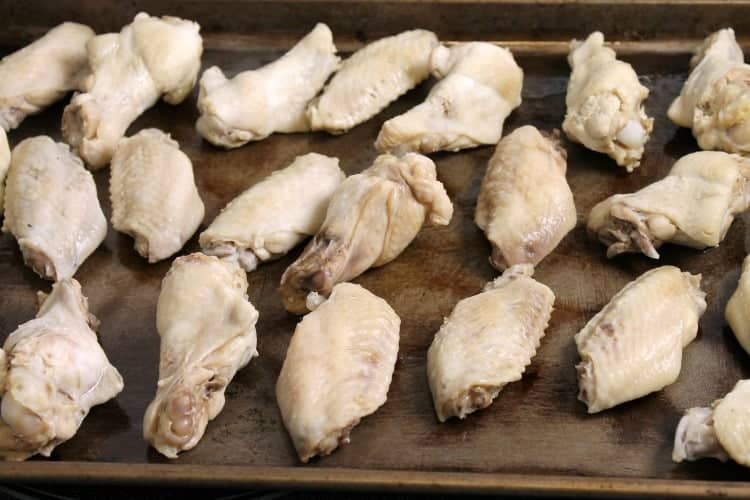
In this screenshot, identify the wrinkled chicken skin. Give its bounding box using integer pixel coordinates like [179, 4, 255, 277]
[668, 29, 750, 154]
[110, 128, 205, 263]
[376, 42, 523, 154]
[588, 151, 750, 259]
[276, 283, 400, 462]
[2, 136, 107, 281]
[674, 379, 750, 466]
[200, 153, 345, 271]
[197, 23, 340, 148]
[62, 13, 203, 169]
[279, 152, 453, 314]
[575, 266, 706, 413]
[0, 129, 9, 215]
[725, 255, 750, 355]
[0, 22, 94, 131]
[306, 30, 438, 134]
[563, 32, 653, 172]
[0, 279, 124, 461]
[427, 265, 554, 422]
[143, 253, 259, 458]
[475, 126, 576, 270]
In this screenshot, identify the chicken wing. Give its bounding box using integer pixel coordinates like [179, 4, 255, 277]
[563, 32, 653, 172]
[200, 153, 345, 271]
[143, 253, 259, 458]
[576, 266, 706, 413]
[110, 128, 205, 263]
[306, 30, 438, 134]
[196, 23, 340, 148]
[725, 255, 750, 356]
[475, 126, 576, 270]
[668, 29, 750, 154]
[673, 379, 750, 466]
[2, 136, 106, 280]
[62, 13, 203, 169]
[276, 282, 400, 462]
[0, 129, 10, 216]
[375, 42, 523, 154]
[588, 151, 750, 259]
[0, 279, 124, 461]
[279, 152, 453, 314]
[0, 22, 94, 131]
[427, 264, 554, 422]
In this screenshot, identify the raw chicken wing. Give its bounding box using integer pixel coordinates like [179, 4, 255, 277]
[0, 279, 123, 461]
[563, 32, 653, 171]
[2, 136, 106, 280]
[143, 253, 259, 458]
[276, 282, 400, 462]
[307, 30, 438, 134]
[62, 13, 203, 169]
[588, 151, 750, 259]
[725, 255, 750, 356]
[110, 128, 205, 263]
[673, 379, 750, 466]
[0, 22, 94, 131]
[376, 42, 523, 153]
[0, 129, 9, 215]
[576, 266, 706, 413]
[279, 152, 453, 314]
[475, 126, 576, 270]
[197, 23, 340, 148]
[668, 29, 750, 154]
[200, 153, 345, 271]
[427, 265, 554, 422]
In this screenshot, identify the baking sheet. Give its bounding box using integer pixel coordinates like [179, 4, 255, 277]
[2, 1, 750, 497]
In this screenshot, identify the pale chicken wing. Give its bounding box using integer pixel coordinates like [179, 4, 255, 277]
[197, 23, 340, 148]
[563, 32, 653, 171]
[427, 265, 554, 422]
[668, 29, 750, 154]
[475, 125, 576, 270]
[0, 129, 9, 215]
[62, 13, 202, 169]
[306, 30, 438, 134]
[2, 136, 106, 280]
[376, 42, 523, 153]
[725, 255, 750, 356]
[674, 379, 750, 466]
[576, 266, 706, 413]
[588, 151, 750, 259]
[143, 253, 259, 458]
[276, 282, 400, 462]
[0, 22, 94, 131]
[279, 152, 453, 314]
[110, 128, 205, 263]
[0, 279, 123, 461]
[200, 153, 345, 271]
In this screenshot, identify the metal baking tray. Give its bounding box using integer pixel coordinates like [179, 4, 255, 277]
[2, 1, 750, 497]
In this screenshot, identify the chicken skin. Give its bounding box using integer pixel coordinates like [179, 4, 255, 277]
[2, 136, 106, 280]
[276, 282, 400, 462]
[0, 279, 123, 461]
[143, 253, 259, 458]
[279, 152, 453, 314]
[576, 266, 706, 413]
[376, 42, 523, 154]
[475, 126, 576, 270]
[563, 32, 653, 171]
[62, 13, 203, 169]
[197, 23, 340, 148]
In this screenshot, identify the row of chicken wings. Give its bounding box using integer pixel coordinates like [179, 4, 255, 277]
[1, 11, 750, 468]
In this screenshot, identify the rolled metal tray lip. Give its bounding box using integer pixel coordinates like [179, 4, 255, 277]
[0, 462, 747, 498]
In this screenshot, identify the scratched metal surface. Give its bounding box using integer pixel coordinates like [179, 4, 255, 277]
[1, 2, 750, 495]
